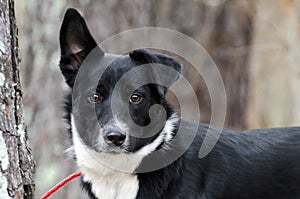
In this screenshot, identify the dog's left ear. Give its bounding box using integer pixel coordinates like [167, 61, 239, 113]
[59, 8, 104, 87]
[129, 49, 182, 96]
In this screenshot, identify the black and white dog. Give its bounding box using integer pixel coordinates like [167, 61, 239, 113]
[59, 8, 300, 199]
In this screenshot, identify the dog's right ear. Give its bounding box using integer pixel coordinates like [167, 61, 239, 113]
[59, 8, 103, 87]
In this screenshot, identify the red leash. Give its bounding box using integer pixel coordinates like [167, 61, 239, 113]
[40, 171, 82, 199]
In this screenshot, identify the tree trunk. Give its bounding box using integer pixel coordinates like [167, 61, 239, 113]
[0, 0, 35, 198]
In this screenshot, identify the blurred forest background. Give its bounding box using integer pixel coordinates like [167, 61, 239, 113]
[13, 0, 300, 198]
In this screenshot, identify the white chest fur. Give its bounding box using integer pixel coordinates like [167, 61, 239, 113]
[82, 166, 139, 199]
[71, 116, 139, 199]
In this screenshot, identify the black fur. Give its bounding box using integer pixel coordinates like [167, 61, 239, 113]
[59, 8, 98, 87]
[59, 8, 300, 199]
[80, 178, 97, 199]
[137, 124, 300, 199]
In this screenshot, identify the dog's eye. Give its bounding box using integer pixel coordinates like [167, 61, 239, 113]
[130, 94, 142, 103]
[88, 93, 102, 103]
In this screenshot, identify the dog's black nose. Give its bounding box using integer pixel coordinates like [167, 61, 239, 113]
[104, 131, 126, 147]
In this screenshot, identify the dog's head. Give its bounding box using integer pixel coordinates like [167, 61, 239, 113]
[59, 9, 181, 156]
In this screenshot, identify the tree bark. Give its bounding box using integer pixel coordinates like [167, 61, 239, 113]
[0, 0, 35, 198]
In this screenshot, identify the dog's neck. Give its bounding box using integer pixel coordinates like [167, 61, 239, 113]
[80, 164, 139, 199]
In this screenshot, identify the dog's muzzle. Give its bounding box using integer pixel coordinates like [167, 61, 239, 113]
[104, 131, 126, 147]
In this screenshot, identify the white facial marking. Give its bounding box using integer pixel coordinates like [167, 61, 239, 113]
[71, 113, 179, 199]
[96, 118, 130, 152]
[71, 115, 139, 199]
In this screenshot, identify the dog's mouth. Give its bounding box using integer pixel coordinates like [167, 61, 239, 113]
[77, 134, 132, 155]
[96, 148, 131, 154]
[93, 141, 132, 154]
